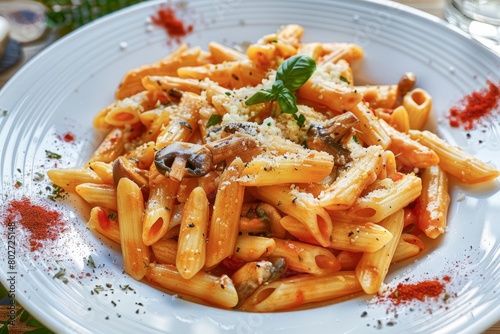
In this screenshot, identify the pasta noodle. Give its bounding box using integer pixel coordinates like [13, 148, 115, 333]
[47, 24, 498, 312]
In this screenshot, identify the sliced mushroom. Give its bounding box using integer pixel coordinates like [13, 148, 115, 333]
[154, 134, 260, 181]
[241, 202, 286, 238]
[113, 156, 150, 196]
[305, 112, 358, 166]
[306, 126, 351, 166]
[231, 257, 288, 307]
[322, 111, 359, 141]
[154, 142, 213, 182]
[205, 134, 259, 164]
[222, 122, 258, 135]
[397, 72, 417, 100]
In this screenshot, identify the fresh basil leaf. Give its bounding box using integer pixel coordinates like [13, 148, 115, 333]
[271, 79, 285, 95]
[245, 88, 275, 106]
[294, 113, 306, 128]
[276, 55, 316, 91]
[206, 114, 222, 127]
[277, 87, 298, 115]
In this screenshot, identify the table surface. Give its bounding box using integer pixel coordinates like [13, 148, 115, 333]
[0, 0, 499, 333]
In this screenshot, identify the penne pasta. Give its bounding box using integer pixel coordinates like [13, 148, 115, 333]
[355, 209, 404, 294]
[176, 187, 210, 279]
[417, 165, 450, 239]
[408, 129, 499, 184]
[392, 233, 426, 263]
[116, 177, 150, 280]
[351, 102, 391, 149]
[330, 174, 422, 223]
[379, 119, 439, 168]
[403, 88, 432, 130]
[319, 145, 383, 210]
[208, 41, 247, 63]
[146, 263, 238, 308]
[142, 167, 179, 246]
[115, 44, 210, 99]
[271, 238, 341, 276]
[75, 183, 117, 211]
[240, 272, 362, 312]
[47, 167, 102, 192]
[239, 150, 334, 186]
[87, 206, 120, 244]
[205, 158, 245, 267]
[233, 235, 276, 262]
[87, 128, 125, 164]
[151, 239, 178, 265]
[252, 184, 333, 247]
[178, 60, 267, 89]
[280, 215, 393, 253]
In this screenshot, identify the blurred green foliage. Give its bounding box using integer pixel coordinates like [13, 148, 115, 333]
[35, 0, 145, 35]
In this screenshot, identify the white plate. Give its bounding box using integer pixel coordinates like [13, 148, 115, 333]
[1, 1, 499, 333]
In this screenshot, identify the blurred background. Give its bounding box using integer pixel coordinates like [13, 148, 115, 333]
[0, 0, 459, 88]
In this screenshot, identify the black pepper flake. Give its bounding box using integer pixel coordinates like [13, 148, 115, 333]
[360, 311, 367, 318]
[348, 231, 354, 237]
[136, 309, 140, 314]
[111, 301, 117, 307]
[105, 316, 109, 320]
[232, 74, 239, 81]
[386, 321, 395, 326]
[188, 222, 195, 228]
[221, 284, 225, 289]
[178, 120, 192, 130]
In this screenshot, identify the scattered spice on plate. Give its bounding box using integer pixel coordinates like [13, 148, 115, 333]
[62, 132, 76, 143]
[4, 197, 67, 251]
[387, 277, 448, 305]
[151, 4, 193, 43]
[447, 80, 500, 130]
[376, 275, 453, 308]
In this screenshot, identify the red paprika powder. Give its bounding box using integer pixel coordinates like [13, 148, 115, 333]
[4, 197, 66, 251]
[387, 276, 449, 305]
[151, 5, 193, 40]
[448, 80, 500, 130]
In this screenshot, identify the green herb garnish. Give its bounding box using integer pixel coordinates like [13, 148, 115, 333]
[53, 268, 68, 283]
[45, 150, 62, 159]
[339, 75, 350, 84]
[34, 172, 45, 181]
[87, 255, 96, 268]
[245, 55, 316, 126]
[207, 114, 222, 127]
[48, 184, 66, 201]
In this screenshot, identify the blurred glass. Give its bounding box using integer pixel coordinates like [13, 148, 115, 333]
[0, 1, 47, 43]
[444, 0, 500, 46]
